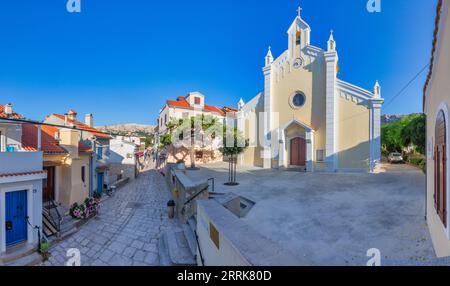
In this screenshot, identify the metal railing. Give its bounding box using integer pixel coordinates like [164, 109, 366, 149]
[44, 200, 62, 237]
[183, 186, 209, 208]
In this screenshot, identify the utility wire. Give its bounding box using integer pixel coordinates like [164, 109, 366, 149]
[383, 63, 430, 109]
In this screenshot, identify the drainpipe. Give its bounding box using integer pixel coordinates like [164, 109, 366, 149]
[90, 154, 94, 197]
[37, 125, 42, 151]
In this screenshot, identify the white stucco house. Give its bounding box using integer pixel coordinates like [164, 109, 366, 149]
[0, 104, 46, 255]
[109, 136, 139, 181]
[155, 92, 238, 166]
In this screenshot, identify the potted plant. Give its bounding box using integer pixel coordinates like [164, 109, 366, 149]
[40, 240, 50, 261]
[69, 203, 84, 219]
[93, 191, 102, 203]
[176, 159, 186, 170]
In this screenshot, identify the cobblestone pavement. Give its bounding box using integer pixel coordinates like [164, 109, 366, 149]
[41, 168, 174, 266]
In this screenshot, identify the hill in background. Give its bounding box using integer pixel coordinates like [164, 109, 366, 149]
[96, 124, 155, 137]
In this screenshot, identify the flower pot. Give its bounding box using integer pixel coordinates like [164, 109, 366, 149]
[41, 251, 50, 261]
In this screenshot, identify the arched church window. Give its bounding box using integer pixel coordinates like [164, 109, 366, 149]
[296, 31, 301, 45]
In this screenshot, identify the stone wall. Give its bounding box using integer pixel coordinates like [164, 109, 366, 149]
[196, 200, 304, 266]
[165, 166, 209, 224]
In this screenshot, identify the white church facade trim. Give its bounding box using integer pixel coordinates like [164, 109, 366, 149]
[237, 7, 384, 173]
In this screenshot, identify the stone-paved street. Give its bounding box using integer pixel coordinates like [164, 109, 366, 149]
[41, 168, 174, 266]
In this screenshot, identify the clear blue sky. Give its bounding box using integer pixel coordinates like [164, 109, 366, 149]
[0, 0, 437, 126]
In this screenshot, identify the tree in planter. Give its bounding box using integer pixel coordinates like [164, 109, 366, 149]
[219, 127, 248, 186]
[172, 115, 223, 170]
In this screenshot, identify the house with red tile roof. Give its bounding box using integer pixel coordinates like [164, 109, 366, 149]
[44, 110, 112, 196]
[155, 92, 238, 166]
[0, 104, 46, 256]
[21, 123, 94, 215]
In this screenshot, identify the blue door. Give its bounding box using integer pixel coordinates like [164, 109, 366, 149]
[5, 191, 28, 247]
[97, 173, 104, 194]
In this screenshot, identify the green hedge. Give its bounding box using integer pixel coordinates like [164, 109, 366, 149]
[408, 154, 426, 173]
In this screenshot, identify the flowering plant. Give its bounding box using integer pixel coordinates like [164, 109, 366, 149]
[69, 198, 100, 219]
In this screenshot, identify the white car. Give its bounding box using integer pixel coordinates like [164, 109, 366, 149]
[388, 153, 404, 164]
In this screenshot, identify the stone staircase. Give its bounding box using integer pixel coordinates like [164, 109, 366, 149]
[48, 206, 79, 243]
[0, 243, 42, 267]
[158, 216, 198, 266]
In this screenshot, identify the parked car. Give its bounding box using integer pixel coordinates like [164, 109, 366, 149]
[388, 152, 404, 164]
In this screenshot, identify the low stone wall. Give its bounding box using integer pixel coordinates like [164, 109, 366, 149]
[166, 166, 210, 224]
[196, 200, 304, 266]
[111, 177, 130, 190]
[109, 163, 136, 183]
[165, 146, 223, 167]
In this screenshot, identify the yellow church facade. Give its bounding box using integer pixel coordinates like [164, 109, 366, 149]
[237, 9, 384, 173]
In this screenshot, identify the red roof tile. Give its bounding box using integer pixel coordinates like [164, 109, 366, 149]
[52, 114, 112, 139]
[0, 104, 23, 119]
[167, 97, 191, 109]
[204, 105, 225, 116]
[22, 124, 67, 154]
[21, 124, 93, 154]
[0, 170, 46, 178]
[166, 97, 229, 116]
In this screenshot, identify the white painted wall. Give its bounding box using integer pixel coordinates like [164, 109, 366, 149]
[0, 178, 44, 253]
[0, 152, 43, 174]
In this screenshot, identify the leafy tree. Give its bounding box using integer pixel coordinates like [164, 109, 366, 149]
[400, 114, 426, 154]
[219, 126, 248, 186]
[144, 135, 154, 148]
[172, 115, 223, 169]
[159, 133, 172, 150]
[381, 113, 426, 155]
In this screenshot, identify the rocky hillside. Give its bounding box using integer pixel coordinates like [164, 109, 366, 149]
[96, 124, 155, 137]
[381, 114, 421, 125]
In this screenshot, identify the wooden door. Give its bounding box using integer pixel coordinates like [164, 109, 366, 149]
[290, 137, 306, 166]
[43, 166, 55, 202]
[435, 110, 447, 226]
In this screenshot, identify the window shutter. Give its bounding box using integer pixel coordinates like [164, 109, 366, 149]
[442, 144, 447, 226]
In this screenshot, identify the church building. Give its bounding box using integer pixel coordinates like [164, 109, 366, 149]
[237, 7, 384, 173]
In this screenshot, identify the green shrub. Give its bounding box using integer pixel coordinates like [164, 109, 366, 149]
[408, 154, 426, 173]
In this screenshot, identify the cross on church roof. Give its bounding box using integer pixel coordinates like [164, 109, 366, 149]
[297, 6, 302, 18]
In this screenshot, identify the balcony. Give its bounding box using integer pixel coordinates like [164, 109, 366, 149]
[0, 151, 44, 175]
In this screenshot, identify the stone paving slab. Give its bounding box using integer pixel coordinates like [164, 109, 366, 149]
[41, 168, 176, 266]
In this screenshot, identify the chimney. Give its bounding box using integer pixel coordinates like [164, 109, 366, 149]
[67, 109, 77, 122]
[59, 129, 80, 159]
[4, 103, 13, 117]
[64, 114, 68, 126]
[85, 113, 94, 127]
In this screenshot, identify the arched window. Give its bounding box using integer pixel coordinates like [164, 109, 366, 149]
[296, 31, 301, 45]
[435, 110, 447, 226]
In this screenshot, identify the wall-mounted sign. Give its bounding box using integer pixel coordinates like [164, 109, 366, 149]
[209, 222, 220, 250]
